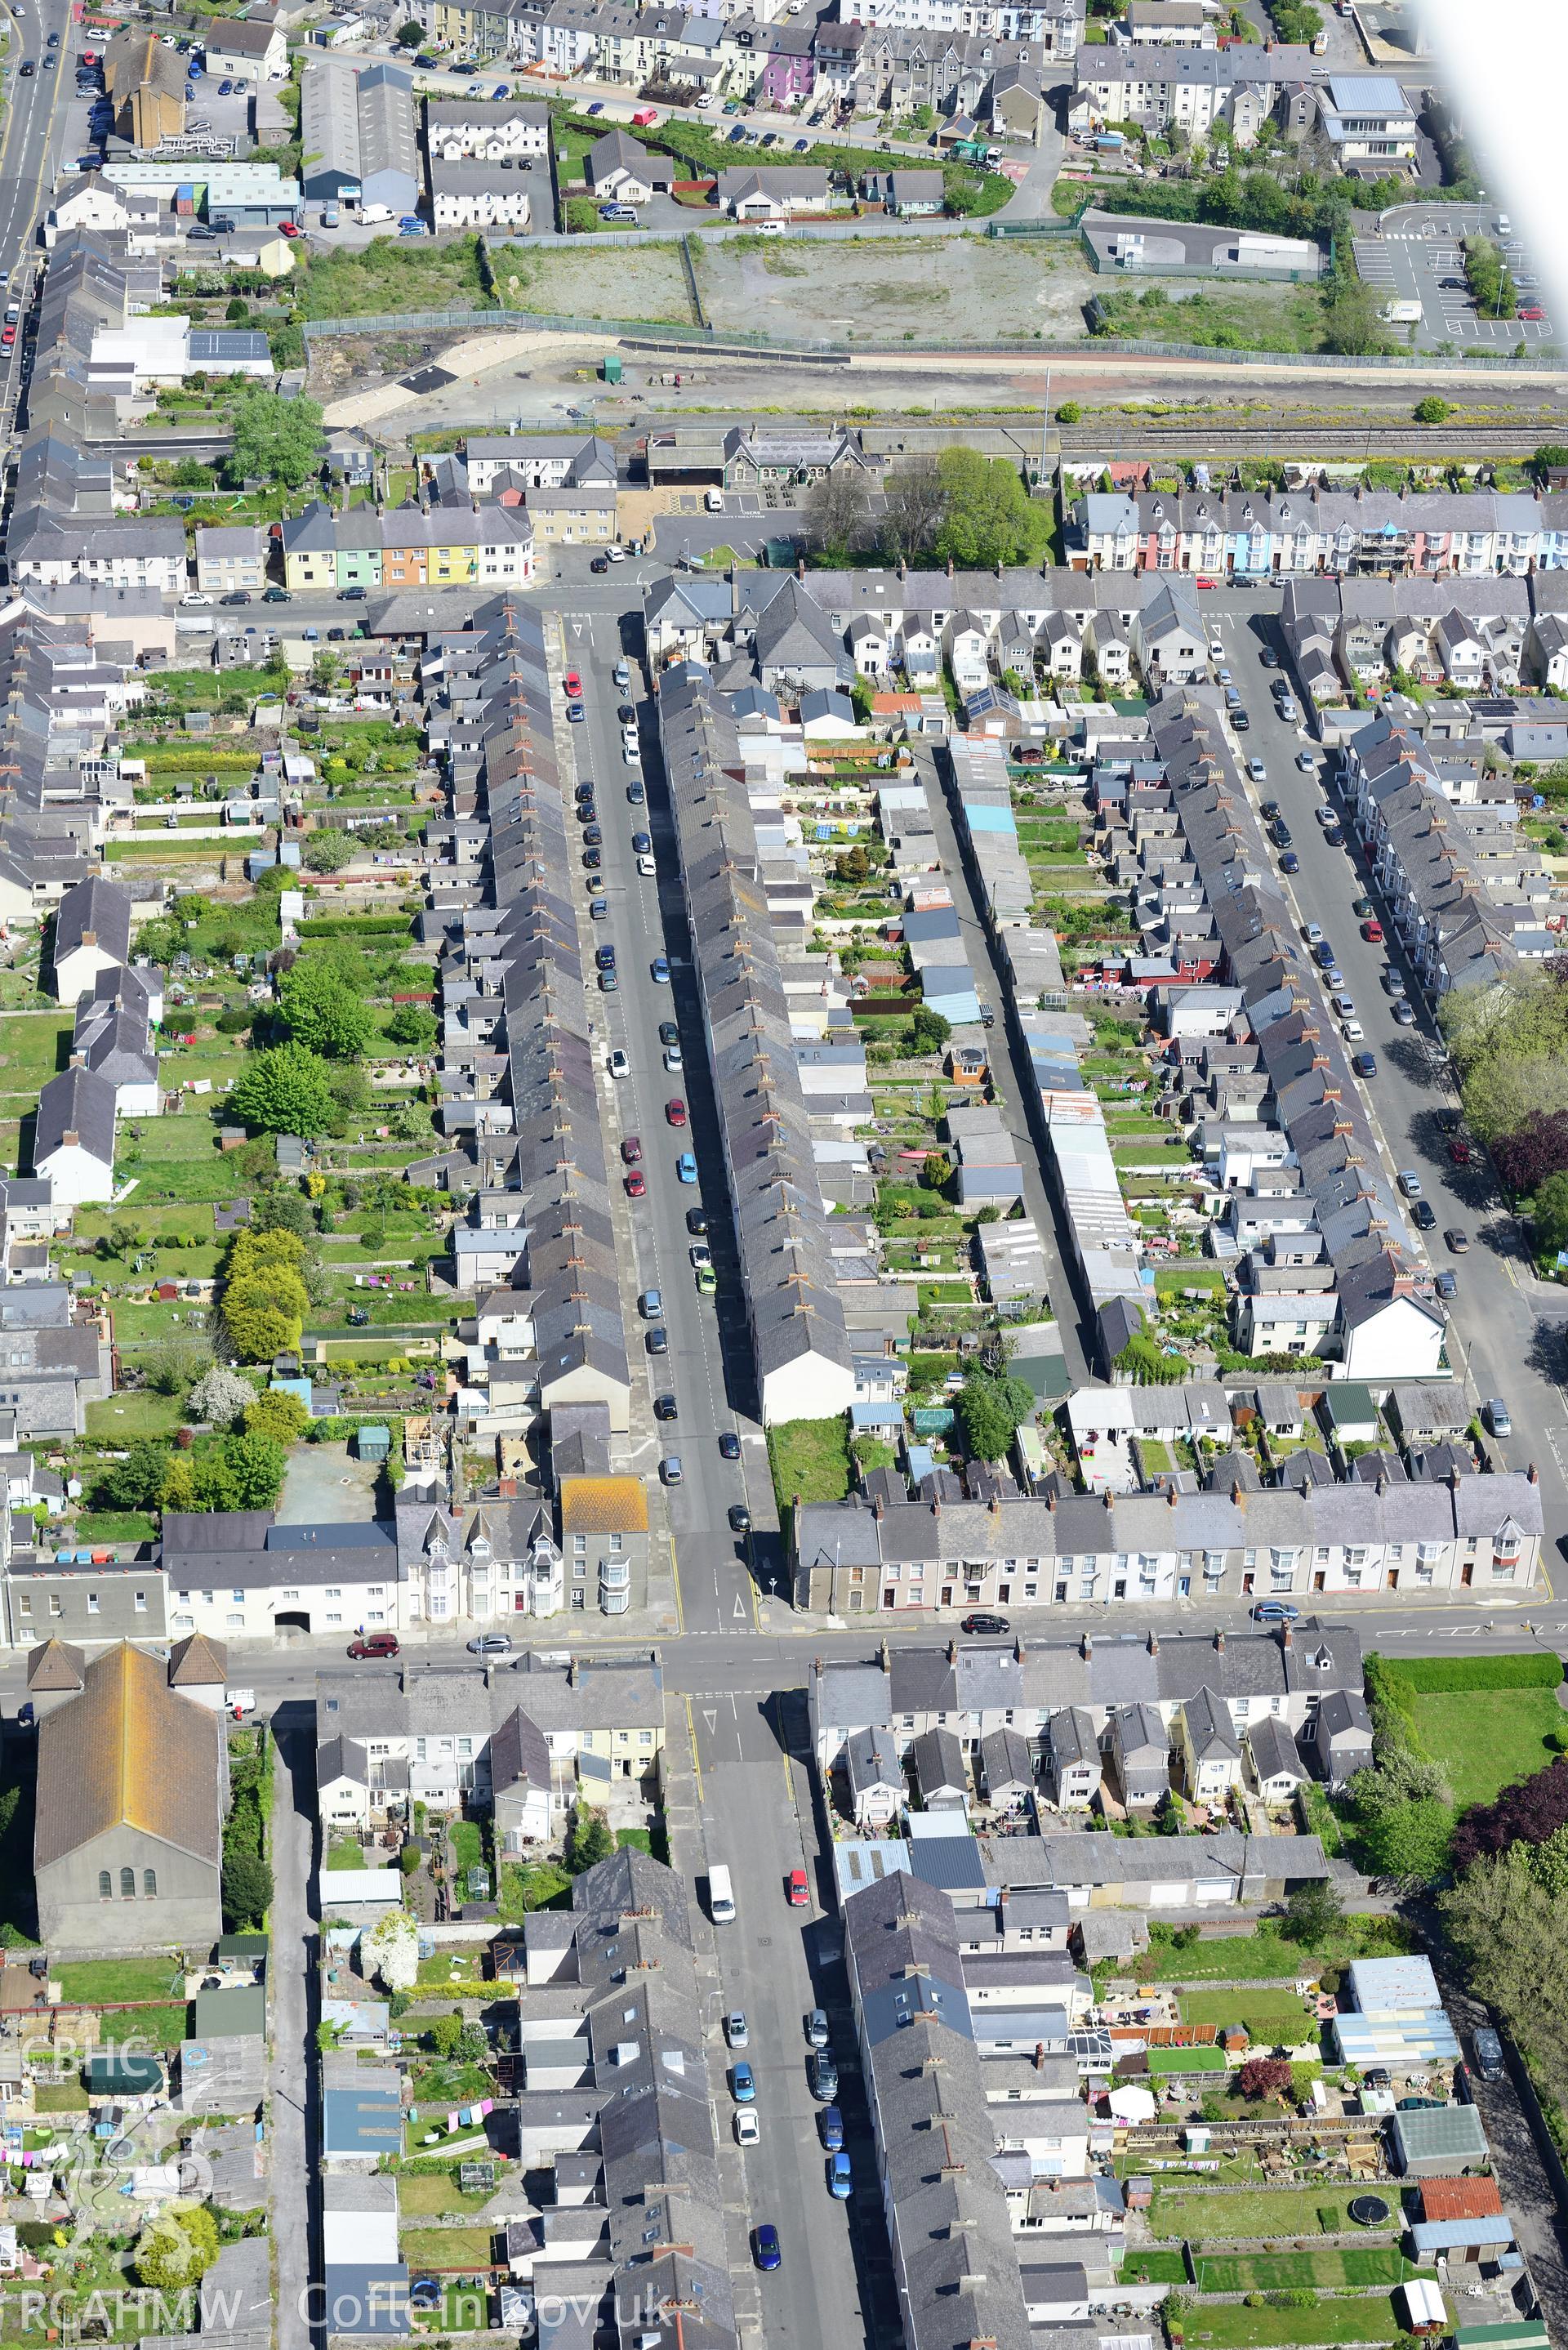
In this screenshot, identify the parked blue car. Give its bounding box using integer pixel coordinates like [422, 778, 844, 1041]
[828, 2152, 852, 2200]
[819, 2105, 844, 2152]
[731, 2061, 755, 2103]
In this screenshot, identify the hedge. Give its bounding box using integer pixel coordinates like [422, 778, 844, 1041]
[1372, 1653, 1565, 1696]
[300, 915, 414, 938]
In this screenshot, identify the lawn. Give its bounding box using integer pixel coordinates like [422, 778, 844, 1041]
[1120, 2251, 1188, 2286]
[416, 1952, 483, 1987]
[1147, 2045, 1227, 2075]
[767, 1416, 853, 1516]
[98, 2003, 189, 2047]
[1136, 1919, 1411, 1983]
[1179, 2295, 1428, 2348]
[397, 2171, 497, 2218]
[327, 1839, 371, 1871]
[1195, 2250, 1412, 2294]
[57, 1959, 185, 2004]
[447, 1821, 483, 1874]
[65, 1512, 159, 1546]
[1411, 1688, 1568, 1810]
[1148, 2186, 1379, 2241]
[398, 2227, 496, 2270]
[0, 1013, 73, 1108]
[86, 1389, 194, 1442]
[1178, 1991, 1321, 2041]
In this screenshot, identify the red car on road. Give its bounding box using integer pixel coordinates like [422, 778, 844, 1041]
[278, 221, 301, 237]
[787, 1868, 809, 1907]
[564, 671, 582, 697]
[625, 1170, 646, 1197]
[2, 328, 16, 349]
[348, 1632, 399, 1659]
[1519, 305, 1546, 323]
[621, 1135, 642, 1165]
[1361, 918, 1383, 942]
[666, 1098, 687, 1126]
[1449, 1139, 1472, 1166]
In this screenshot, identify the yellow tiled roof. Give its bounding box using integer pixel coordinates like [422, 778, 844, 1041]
[559, 1475, 649, 1536]
[34, 1642, 222, 1869]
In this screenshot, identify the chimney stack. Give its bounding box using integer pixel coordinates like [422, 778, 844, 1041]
[1214, 1629, 1225, 1653]
[1082, 1632, 1093, 1661]
[947, 1640, 957, 1665]
[1281, 1624, 1293, 1650]
[1148, 1630, 1158, 1656]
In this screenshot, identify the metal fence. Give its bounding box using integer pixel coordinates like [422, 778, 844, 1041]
[300, 301, 1568, 371]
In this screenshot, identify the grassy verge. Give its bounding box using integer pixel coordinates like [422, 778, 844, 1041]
[1410, 1688, 1567, 1809]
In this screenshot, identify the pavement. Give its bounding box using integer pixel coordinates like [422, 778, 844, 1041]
[0, 0, 77, 431]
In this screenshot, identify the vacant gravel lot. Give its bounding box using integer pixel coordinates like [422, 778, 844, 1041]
[691, 231, 1101, 342]
[491, 239, 697, 326]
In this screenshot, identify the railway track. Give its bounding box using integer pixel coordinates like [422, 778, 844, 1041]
[1059, 426, 1552, 456]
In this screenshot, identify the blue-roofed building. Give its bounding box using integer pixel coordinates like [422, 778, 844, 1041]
[1408, 2216, 1514, 2260]
[1316, 74, 1417, 170]
[187, 331, 275, 377]
[833, 1838, 912, 1905]
[322, 2078, 404, 2168]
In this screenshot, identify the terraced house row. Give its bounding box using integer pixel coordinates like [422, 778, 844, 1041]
[1069, 484, 1568, 580]
[278, 497, 537, 592]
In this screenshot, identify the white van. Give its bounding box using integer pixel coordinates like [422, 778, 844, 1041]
[708, 1864, 736, 1923]
[705, 488, 725, 512]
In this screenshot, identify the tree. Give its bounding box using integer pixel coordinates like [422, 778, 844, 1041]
[188, 1364, 254, 1427]
[147, 1333, 212, 1395]
[302, 827, 354, 875]
[566, 1802, 615, 1873]
[1359, 1795, 1454, 1886]
[158, 1456, 199, 1514]
[933, 448, 1050, 569]
[397, 17, 424, 39]
[1320, 274, 1393, 358]
[1530, 1169, 1568, 1258]
[1451, 1756, 1568, 1872]
[244, 1388, 309, 1445]
[225, 297, 252, 326]
[229, 1042, 336, 1139]
[457, 2019, 488, 2064]
[1236, 2056, 1293, 2102]
[221, 1848, 273, 1933]
[920, 1148, 951, 1192]
[136, 2205, 220, 2292]
[253, 1188, 317, 1242]
[954, 1370, 1035, 1462]
[225, 383, 325, 492]
[277, 956, 373, 1058]
[1280, 1879, 1343, 1946]
[1441, 1852, 1568, 2119]
[909, 1006, 951, 1055]
[1520, 1821, 1568, 1897]
[96, 1440, 172, 1513]
[834, 844, 870, 885]
[880, 454, 947, 564]
[1414, 396, 1452, 426]
[808, 467, 871, 562]
[385, 1003, 437, 1050]
[428, 2011, 464, 2058]
[365, 1905, 419, 1991]
[1492, 1110, 1568, 1194]
[222, 1277, 307, 1364]
[1055, 401, 1082, 425]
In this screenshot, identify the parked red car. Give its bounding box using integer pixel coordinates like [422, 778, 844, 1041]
[787, 1868, 809, 1907]
[1361, 919, 1383, 943]
[348, 1632, 399, 1659]
[666, 1097, 687, 1126]
[621, 1135, 642, 1164]
[564, 671, 582, 697]
[625, 1169, 646, 1197]
[1449, 1138, 1472, 1166]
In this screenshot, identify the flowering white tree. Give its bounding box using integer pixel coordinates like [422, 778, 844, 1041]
[187, 1365, 254, 1428]
[364, 1905, 418, 1992]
